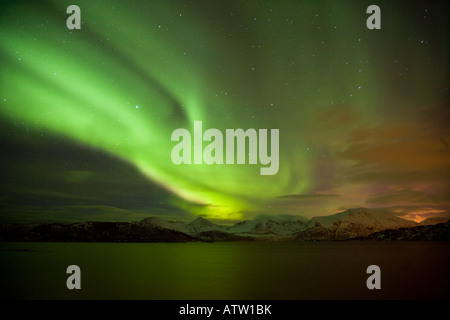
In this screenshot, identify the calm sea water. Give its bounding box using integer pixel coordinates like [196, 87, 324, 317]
[0, 241, 448, 300]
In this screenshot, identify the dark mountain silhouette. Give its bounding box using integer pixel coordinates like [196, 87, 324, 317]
[354, 220, 450, 241]
[0, 221, 198, 242]
[0, 208, 448, 242]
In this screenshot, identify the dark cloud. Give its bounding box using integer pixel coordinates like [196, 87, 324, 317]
[0, 121, 194, 222]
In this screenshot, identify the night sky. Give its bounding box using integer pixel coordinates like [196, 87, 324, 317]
[0, 0, 449, 224]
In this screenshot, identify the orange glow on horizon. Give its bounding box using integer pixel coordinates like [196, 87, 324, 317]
[397, 209, 447, 223]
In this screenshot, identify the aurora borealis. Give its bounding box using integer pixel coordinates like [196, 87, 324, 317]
[0, 0, 449, 223]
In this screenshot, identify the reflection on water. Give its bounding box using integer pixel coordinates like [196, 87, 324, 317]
[0, 241, 448, 299]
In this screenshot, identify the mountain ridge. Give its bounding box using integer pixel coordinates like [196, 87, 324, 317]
[0, 208, 448, 242]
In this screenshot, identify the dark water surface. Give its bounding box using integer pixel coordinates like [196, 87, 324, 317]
[0, 241, 448, 299]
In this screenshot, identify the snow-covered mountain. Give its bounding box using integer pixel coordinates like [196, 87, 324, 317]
[137, 208, 439, 241]
[296, 208, 418, 240]
[138, 217, 194, 234]
[138, 216, 225, 235]
[138, 215, 306, 237]
[308, 208, 416, 229]
[227, 218, 306, 236]
[188, 217, 225, 233]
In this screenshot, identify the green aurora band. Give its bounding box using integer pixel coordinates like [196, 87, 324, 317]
[1, 0, 449, 221]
